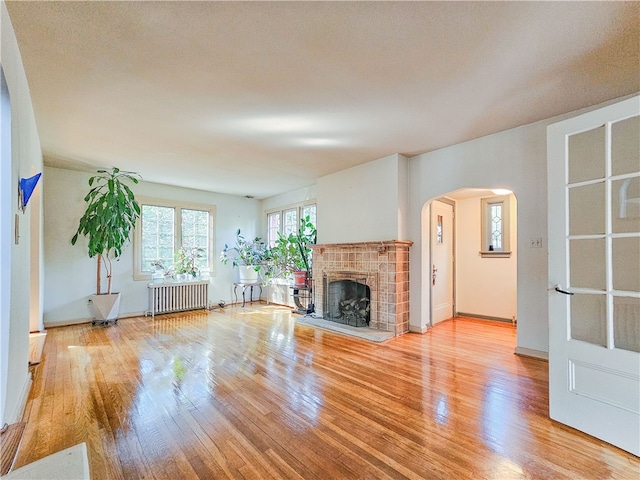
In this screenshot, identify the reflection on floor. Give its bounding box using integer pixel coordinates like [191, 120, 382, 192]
[15, 308, 640, 479]
[295, 314, 395, 342]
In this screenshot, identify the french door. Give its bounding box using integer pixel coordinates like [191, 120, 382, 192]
[547, 96, 639, 455]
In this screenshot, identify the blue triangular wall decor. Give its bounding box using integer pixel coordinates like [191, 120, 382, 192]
[19, 172, 42, 212]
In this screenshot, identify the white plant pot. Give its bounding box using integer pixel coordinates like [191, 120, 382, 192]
[90, 293, 121, 323]
[238, 266, 259, 284]
[176, 273, 189, 282]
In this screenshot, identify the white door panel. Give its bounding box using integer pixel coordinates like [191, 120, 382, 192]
[431, 200, 454, 325]
[548, 95, 640, 455]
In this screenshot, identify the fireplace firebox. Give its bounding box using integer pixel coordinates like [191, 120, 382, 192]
[323, 275, 371, 327]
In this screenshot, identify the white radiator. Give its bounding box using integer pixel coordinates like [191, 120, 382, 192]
[147, 281, 209, 318]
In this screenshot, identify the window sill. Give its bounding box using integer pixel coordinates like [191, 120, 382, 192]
[480, 251, 512, 258]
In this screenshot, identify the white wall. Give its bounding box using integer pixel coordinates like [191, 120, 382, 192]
[455, 194, 517, 320]
[43, 166, 262, 326]
[0, 0, 44, 425]
[317, 153, 408, 244]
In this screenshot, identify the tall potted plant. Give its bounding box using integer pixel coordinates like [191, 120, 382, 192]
[264, 216, 316, 286]
[219, 229, 268, 283]
[71, 167, 141, 323]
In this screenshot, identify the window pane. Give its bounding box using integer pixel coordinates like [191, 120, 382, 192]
[181, 209, 210, 270]
[489, 204, 502, 250]
[141, 205, 175, 272]
[283, 208, 297, 236]
[301, 204, 317, 228]
[267, 212, 281, 247]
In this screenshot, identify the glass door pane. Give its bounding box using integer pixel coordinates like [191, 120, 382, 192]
[612, 177, 640, 233]
[613, 297, 640, 353]
[612, 116, 640, 176]
[568, 125, 605, 183]
[570, 239, 605, 290]
[571, 294, 607, 347]
[569, 182, 605, 235]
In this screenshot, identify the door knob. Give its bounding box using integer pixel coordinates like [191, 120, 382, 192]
[555, 285, 574, 296]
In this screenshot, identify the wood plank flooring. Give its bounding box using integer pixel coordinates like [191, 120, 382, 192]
[1, 422, 26, 475]
[16, 306, 639, 479]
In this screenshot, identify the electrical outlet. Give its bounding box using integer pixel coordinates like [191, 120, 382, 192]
[529, 238, 542, 248]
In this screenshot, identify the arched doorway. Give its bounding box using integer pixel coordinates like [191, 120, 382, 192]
[422, 188, 518, 329]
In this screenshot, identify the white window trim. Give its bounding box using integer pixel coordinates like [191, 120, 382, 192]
[133, 196, 216, 281]
[480, 195, 511, 258]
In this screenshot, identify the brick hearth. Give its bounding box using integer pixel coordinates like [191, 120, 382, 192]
[311, 241, 412, 335]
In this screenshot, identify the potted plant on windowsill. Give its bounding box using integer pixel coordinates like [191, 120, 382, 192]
[173, 246, 205, 281]
[71, 167, 141, 324]
[219, 229, 268, 283]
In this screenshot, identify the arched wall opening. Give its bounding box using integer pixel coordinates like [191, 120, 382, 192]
[419, 187, 518, 330]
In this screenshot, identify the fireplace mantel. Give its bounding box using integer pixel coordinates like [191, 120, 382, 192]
[313, 240, 413, 254]
[311, 240, 413, 335]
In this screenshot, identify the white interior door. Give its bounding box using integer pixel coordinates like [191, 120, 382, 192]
[431, 200, 454, 325]
[547, 95, 640, 455]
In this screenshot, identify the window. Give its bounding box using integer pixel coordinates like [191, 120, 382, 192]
[134, 197, 215, 279]
[266, 202, 316, 247]
[481, 195, 511, 257]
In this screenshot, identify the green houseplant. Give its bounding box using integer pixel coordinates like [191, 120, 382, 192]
[220, 229, 268, 283]
[71, 167, 140, 322]
[264, 216, 317, 286]
[173, 246, 205, 279]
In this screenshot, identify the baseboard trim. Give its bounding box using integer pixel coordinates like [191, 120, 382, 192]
[43, 311, 147, 329]
[409, 325, 428, 334]
[9, 374, 32, 425]
[43, 317, 91, 329]
[514, 347, 548, 361]
[456, 312, 514, 324]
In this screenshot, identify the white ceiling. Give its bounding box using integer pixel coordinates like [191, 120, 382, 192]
[6, 1, 639, 199]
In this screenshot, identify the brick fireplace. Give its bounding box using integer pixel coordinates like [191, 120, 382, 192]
[311, 241, 412, 335]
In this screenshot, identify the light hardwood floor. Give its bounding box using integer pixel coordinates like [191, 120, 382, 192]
[16, 306, 639, 479]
